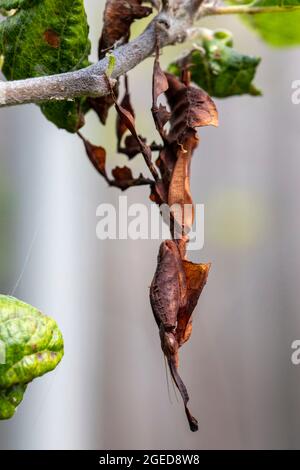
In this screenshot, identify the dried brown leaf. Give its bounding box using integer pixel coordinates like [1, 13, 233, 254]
[176, 261, 211, 347]
[153, 53, 169, 105]
[113, 91, 158, 180]
[111, 165, 151, 190]
[88, 85, 119, 125]
[112, 165, 133, 183]
[99, 0, 153, 57]
[79, 134, 107, 177]
[96, 0, 152, 122]
[165, 72, 218, 144]
[160, 73, 218, 234]
[117, 85, 135, 147]
[157, 104, 171, 128]
[152, 49, 170, 139]
[150, 180, 168, 205]
[168, 151, 194, 233]
[120, 135, 147, 159]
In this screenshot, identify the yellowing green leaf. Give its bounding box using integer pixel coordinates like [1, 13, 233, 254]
[0, 295, 64, 419]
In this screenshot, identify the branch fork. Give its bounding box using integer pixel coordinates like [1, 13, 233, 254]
[0, 0, 299, 108]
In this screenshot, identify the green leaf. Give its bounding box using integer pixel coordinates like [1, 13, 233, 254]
[0, 295, 64, 419]
[0, 384, 27, 420]
[0, 0, 31, 9]
[168, 30, 261, 98]
[0, 0, 91, 132]
[228, 1, 300, 47]
[106, 52, 116, 78]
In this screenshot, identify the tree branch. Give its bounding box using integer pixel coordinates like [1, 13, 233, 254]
[201, 3, 300, 18]
[0, 2, 196, 108]
[1, 0, 297, 108]
[188, 0, 206, 15]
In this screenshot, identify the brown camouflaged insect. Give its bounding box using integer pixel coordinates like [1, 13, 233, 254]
[150, 240, 210, 432]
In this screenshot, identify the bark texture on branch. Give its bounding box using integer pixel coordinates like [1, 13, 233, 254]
[1, 0, 295, 108]
[0, 0, 200, 108]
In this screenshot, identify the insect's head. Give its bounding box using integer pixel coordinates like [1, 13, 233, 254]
[158, 240, 177, 262]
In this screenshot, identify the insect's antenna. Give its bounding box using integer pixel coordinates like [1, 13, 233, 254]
[164, 354, 172, 404]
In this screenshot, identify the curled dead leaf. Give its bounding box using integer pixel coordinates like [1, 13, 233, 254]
[117, 80, 135, 147]
[165, 72, 219, 143]
[112, 165, 133, 183]
[95, 0, 152, 124]
[168, 150, 194, 235]
[110, 79, 158, 180]
[111, 166, 150, 190]
[176, 261, 211, 347]
[161, 72, 218, 235]
[99, 0, 153, 57]
[152, 49, 170, 139]
[120, 135, 147, 159]
[78, 133, 107, 177]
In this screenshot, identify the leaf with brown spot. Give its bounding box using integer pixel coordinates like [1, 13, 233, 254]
[43, 29, 60, 48]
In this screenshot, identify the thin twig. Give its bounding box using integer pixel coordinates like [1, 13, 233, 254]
[108, 176, 154, 190]
[201, 4, 300, 18]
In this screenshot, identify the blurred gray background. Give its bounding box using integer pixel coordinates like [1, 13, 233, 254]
[1, 1, 300, 450]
